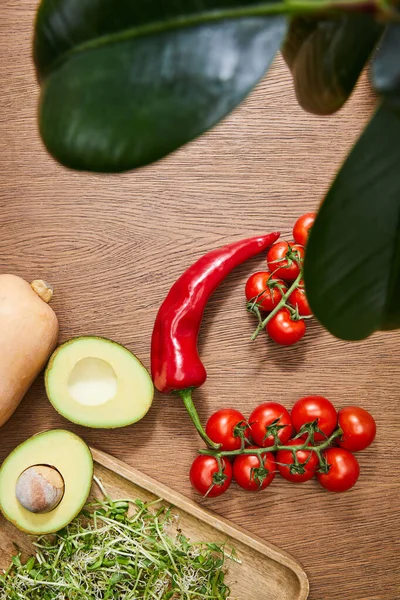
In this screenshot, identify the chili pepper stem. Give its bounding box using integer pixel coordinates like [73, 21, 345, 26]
[178, 389, 221, 450]
[251, 273, 303, 341]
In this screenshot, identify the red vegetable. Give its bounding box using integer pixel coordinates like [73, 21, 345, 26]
[291, 396, 337, 442]
[245, 271, 287, 312]
[338, 406, 376, 452]
[276, 439, 319, 483]
[206, 408, 249, 451]
[317, 448, 360, 493]
[190, 455, 232, 497]
[266, 308, 306, 346]
[151, 233, 280, 447]
[293, 213, 316, 246]
[249, 402, 293, 447]
[289, 283, 312, 316]
[266, 241, 305, 281]
[233, 447, 276, 491]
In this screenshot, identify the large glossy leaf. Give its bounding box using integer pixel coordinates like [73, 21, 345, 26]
[284, 15, 383, 115]
[304, 102, 400, 340]
[372, 25, 400, 112]
[281, 17, 318, 70]
[34, 0, 287, 172]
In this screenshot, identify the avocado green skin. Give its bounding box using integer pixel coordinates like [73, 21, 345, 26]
[45, 336, 154, 429]
[0, 429, 93, 534]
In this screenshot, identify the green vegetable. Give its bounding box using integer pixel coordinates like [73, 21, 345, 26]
[45, 337, 154, 428]
[0, 477, 235, 599]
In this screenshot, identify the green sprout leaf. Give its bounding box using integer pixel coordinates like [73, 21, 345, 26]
[35, 0, 287, 172]
[304, 101, 400, 340]
[0, 490, 234, 599]
[283, 15, 383, 115]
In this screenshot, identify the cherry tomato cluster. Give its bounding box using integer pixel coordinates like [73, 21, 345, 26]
[246, 213, 316, 346]
[190, 396, 376, 497]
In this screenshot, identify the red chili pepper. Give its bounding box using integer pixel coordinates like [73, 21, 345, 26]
[151, 232, 280, 448]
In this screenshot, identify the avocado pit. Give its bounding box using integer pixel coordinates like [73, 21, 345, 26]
[16, 464, 65, 514]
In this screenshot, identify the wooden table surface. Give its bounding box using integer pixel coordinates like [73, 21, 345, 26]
[1, 3, 399, 599]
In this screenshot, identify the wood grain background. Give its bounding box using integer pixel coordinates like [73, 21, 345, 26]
[1, 3, 399, 599]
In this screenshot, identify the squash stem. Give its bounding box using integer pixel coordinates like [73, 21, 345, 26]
[31, 280, 54, 303]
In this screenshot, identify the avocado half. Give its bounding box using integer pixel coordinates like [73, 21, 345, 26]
[45, 337, 154, 428]
[0, 430, 93, 534]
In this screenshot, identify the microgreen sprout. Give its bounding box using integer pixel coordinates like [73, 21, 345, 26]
[0, 478, 234, 599]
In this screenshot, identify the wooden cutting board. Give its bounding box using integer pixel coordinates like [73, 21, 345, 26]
[0, 447, 309, 600]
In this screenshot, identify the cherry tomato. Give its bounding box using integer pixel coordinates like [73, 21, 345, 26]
[233, 447, 276, 491]
[266, 308, 306, 346]
[267, 241, 305, 281]
[205, 408, 250, 451]
[317, 448, 360, 492]
[245, 271, 287, 312]
[338, 406, 376, 452]
[249, 402, 293, 447]
[291, 396, 337, 442]
[276, 439, 319, 483]
[190, 455, 232, 497]
[289, 283, 312, 316]
[293, 213, 316, 246]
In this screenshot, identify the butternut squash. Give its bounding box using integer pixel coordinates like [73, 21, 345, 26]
[0, 275, 59, 426]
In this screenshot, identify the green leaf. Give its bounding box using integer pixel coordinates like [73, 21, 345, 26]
[304, 102, 400, 340]
[34, 1, 287, 172]
[285, 15, 383, 115]
[281, 17, 318, 70]
[372, 25, 400, 112]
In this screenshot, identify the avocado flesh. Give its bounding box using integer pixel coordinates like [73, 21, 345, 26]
[45, 337, 154, 428]
[0, 430, 93, 534]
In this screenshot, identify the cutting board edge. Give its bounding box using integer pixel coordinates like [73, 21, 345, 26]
[91, 446, 310, 600]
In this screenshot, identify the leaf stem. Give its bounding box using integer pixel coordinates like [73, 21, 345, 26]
[47, 0, 397, 77]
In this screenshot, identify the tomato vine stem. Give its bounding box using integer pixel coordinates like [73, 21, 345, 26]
[251, 272, 303, 340]
[198, 427, 343, 464]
